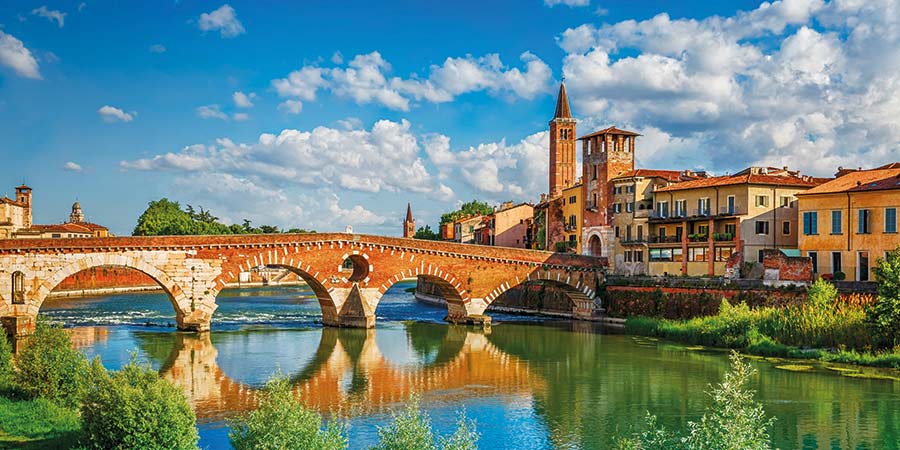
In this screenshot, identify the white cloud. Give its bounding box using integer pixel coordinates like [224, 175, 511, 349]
[272, 51, 553, 111]
[63, 161, 82, 172]
[78, 2, 86, 12]
[31, 6, 66, 27]
[149, 44, 166, 53]
[196, 104, 228, 120]
[97, 105, 134, 123]
[121, 119, 442, 198]
[331, 51, 343, 64]
[544, 0, 590, 6]
[278, 100, 303, 114]
[556, 0, 900, 175]
[232, 112, 249, 121]
[232, 91, 255, 108]
[198, 4, 245, 38]
[0, 31, 41, 79]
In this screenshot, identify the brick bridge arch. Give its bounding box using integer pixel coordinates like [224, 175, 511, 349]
[0, 233, 605, 336]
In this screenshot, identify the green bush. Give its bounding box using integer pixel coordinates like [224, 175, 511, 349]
[228, 374, 347, 450]
[80, 357, 199, 450]
[15, 319, 89, 408]
[0, 334, 14, 391]
[618, 352, 775, 450]
[866, 247, 900, 348]
[373, 397, 478, 450]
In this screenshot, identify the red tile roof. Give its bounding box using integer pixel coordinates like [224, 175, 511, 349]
[655, 169, 823, 192]
[611, 169, 686, 182]
[577, 126, 640, 140]
[799, 166, 900, 195]
[26, 222, 107, 234]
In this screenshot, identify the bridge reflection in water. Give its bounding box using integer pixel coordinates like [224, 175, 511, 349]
[128, 324, 545, 421]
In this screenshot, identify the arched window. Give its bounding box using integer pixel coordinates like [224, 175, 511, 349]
[11, 271, 25, 304]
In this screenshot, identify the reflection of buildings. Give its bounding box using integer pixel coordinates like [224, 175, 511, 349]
[67, 326, 110, 349]
[155, 326, 545, 420]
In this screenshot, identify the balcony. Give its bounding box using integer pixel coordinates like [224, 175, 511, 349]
[649, 235, 681, 244]
[620, 238, 647, 245]
[564, 223, 577, 232]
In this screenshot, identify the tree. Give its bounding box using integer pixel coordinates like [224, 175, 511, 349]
[617, 352, 775, 450]
[228, 374, 347, 450]
[867, 246, 900, 348]
[15, 318, 90, 408]
[81, 357, 199, 450]
[372, 397, 479, 450]
[439, 200, 494, 225]
[414, 225, 441, 241]
[133, 199, 312, 236]
[0, 332, 14, 391]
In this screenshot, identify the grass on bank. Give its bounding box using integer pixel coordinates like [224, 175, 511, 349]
[625, 280, 900, 369]
[0, 396, 82, 448]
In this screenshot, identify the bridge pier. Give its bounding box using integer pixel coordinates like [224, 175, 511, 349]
[1, 314, 36, 338]
[326, 284, 378, 328]
[174, 295, 217, 333]
[445, 298, 491, 327]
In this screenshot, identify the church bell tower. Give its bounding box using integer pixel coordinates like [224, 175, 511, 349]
[549, 81, 577, 198]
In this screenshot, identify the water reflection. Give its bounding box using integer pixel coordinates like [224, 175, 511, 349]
[135, 324, 544, 422]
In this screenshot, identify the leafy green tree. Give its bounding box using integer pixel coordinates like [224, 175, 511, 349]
[867, 246, 900, 348]
[373, 397, 478, 450]
[133, 199, 197, 236]
[286, 228, 315, 234]
[807, 278, 838, 309]
[618, 352, 775, 450]
[414, 225, 441, 241]
[0, 333, 14, 391]
[229, 374, 347, 450]
[15, 318, 90, 408]
[439, 200, 493, 225]
[81, 356, 199, 450]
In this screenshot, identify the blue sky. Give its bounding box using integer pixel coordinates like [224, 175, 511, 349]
[1, 0, 899, 236]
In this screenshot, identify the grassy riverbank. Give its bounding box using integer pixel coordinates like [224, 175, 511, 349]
[625, 291, 900, 369]
[0, 396, 82, 449]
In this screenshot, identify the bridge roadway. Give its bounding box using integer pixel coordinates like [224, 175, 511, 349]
[0, 233, 605, 336]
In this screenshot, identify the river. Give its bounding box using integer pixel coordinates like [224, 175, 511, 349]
[41, 281, 900, 449]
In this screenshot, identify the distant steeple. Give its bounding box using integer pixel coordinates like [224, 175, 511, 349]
[403, 203, 415, 238]
[553, 81, 572, 120]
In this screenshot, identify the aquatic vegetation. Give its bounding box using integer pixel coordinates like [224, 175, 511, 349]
[372, 396, 479, 450]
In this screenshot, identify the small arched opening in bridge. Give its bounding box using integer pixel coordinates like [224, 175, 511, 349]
[340, 254, 370, 282]
[489, 279, 593, 317]
[11, 271, 25, 304]
[38, 261, 187, 328]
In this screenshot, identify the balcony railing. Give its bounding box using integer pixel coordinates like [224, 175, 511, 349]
[648, 235, 681, 244]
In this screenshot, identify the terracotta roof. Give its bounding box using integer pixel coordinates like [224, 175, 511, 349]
[799, 166, 900, 195]
[656, 170, 822, 192]
[15, 184, 31, 190]
[553, 82, 572, 119]
[577, 126, 641, 140]
[26, 222, 107, 234]
[611, 169, 685, 182]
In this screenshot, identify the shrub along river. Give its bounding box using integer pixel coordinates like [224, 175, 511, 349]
[41, 281, 900, 449]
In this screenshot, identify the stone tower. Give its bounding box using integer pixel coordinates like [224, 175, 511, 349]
[548, 82, 577, 199]
[69, 201, 85, 223]
[579, 127, 638, 256]
[15, 185, 32, 228]
[403, 203, 415, 238]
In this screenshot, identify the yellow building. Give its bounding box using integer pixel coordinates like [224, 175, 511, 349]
[797, 163, 900, 281]
[609, 170, 687, 275]
[0, 185, 108, 239]
[647, 167, 824, 277]
[560, 183, 582, 253]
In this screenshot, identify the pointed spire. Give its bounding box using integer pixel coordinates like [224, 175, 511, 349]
[405, 203, 413, 222]
[553, 81, 572, 119]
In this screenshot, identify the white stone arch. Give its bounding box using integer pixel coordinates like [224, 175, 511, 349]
[33, 254, 190, 318]
[584, 231, 606, 257]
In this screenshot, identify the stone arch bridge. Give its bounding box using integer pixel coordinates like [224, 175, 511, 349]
[0, 233, 605, 336]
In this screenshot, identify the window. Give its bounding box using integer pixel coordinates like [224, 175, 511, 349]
[808, 251, 818, 274]
[626, 225, 632, 241]
[698, 198, 710, 215]
[613, 203, 622, 214]
[725, 223, 736, 236]
[635, 251, 644, 262]
[649, 248, 672, 262]
[626, 202, 634, 213]
[11, 271, 25, 304]
[782, 221, 791, 235]
[569, 195, 577, 204]
[832, 252, 842, 275]
[697, 224, 709, 236]
[858, 209, 871, 234]
[592, 165, 597, 180]
[716, 247, 733, 262]
[886, 208, 897, 233]
[568, 215, 576, 228]
[51, 233, 61, 238]
[626, 185, 636, 193]
[569, 234, 577, 243]
[657, 201, 669, 218]
[758, 250, 765, 262]
[689, 247, 708, 262]
[675, 200, 687, 217]
[637, 225, 644, 241]
[831, 210, 842, 234]
[755, 195, 769, 207]
[658, 227, 667, 238]
[675, 226, 683, 241]
[625, 251, 633, 262]
[726, 196, 735, 214]
[780, 196, 791, 208]
[858, 251, 870, 282]
[803, 211, 818, 235]
[755, 221, 769, 235]
[615, 226, 620, 238]
[672, 248, 684, 262]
